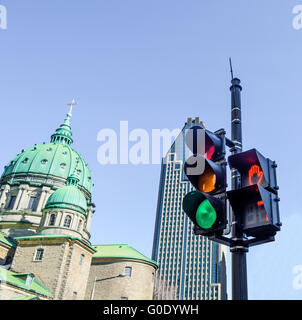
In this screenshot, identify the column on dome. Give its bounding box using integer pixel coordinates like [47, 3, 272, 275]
[56, 211, 63, 227]
[41, 189, 52, 209]
[15, 184, 29, 210]
[85, 204, 95, 233]
[0, 185, 10, 209]
[13, 187, 24, 211]
[36, 187, 51, 212]
[57, 211, 64, 226]
[70, 213, 78, 230]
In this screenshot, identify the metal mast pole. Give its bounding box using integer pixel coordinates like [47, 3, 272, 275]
[229, 59, 248, 300]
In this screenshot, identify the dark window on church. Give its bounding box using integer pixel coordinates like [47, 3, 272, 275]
[28, 197, 38, 211]
[124, 266, 132, 277]
[7, 196, 16, 209]
[64, 215, 72, 228]
[5, 256, 12, 265]
[34, 249, 44, 261]
[49, 214, 56, 226]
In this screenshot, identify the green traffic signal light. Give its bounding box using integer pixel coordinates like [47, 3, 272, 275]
[183, 190, 225, 235]
[196, 199, 217, 229]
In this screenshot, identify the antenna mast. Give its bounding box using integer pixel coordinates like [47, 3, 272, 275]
[229, 57, 234, 80]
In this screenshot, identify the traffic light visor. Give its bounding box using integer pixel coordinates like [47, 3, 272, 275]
[185, 126, 223, 160]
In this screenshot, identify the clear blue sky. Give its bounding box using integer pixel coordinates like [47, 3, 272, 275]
[0, 0, 301, 299]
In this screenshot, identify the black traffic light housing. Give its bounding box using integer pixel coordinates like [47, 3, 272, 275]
[184, 154, 226, 194]
[185, 126, 224, 161]
[228, 184, 280, 237]
[182, 125, 228, 236]
[183, 190, 226, 236]
[227, 148, 281, 238]
[228, 148, 278, 193]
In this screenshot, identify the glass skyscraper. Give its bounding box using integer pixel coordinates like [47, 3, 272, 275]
[152, 117, 227, 300]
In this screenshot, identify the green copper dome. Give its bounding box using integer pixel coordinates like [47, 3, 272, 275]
[1, 143, 92, 194]
[45, 172, 87, 215]
[0, 109, 92, 196]
[45, 186, 87, 215]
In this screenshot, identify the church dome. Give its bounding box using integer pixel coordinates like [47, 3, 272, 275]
[1, 143, 92, 194]
[0, 107, 92, 197]
[45, 171, 87, 215]
[45, 185, 87, 215]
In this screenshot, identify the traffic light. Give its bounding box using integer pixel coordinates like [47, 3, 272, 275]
[227, 148, 281, 238]
[182, 126, 227, 236]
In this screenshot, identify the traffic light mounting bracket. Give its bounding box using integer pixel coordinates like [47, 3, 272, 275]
[207, 232, 275, 248]
[247, 236, 275, 247]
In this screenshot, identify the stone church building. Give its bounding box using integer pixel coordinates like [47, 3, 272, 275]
[0, 106, 157, 300]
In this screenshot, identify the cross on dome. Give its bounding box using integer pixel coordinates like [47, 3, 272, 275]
[67, 99, 77, 117]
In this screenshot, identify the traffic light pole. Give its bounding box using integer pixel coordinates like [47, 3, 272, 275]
[230, 76, 248, 300]
[183, 63, 281, 300]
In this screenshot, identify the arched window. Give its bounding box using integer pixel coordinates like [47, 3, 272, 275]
[7, 196, 16, 210]
[49, 213, 56, 226]
[28, 196, 39, 211]
[64, 215, 72, 228]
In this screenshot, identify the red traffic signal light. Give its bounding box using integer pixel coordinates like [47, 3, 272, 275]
[228, 148, 278, 193]
[185, 126, 224, 161]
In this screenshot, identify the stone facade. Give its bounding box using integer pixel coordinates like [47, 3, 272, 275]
[0, 283, 47, 300]
[0, 284, 28, 300]
[11, 237, 94, 300]
[85, 258, 156, 300]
